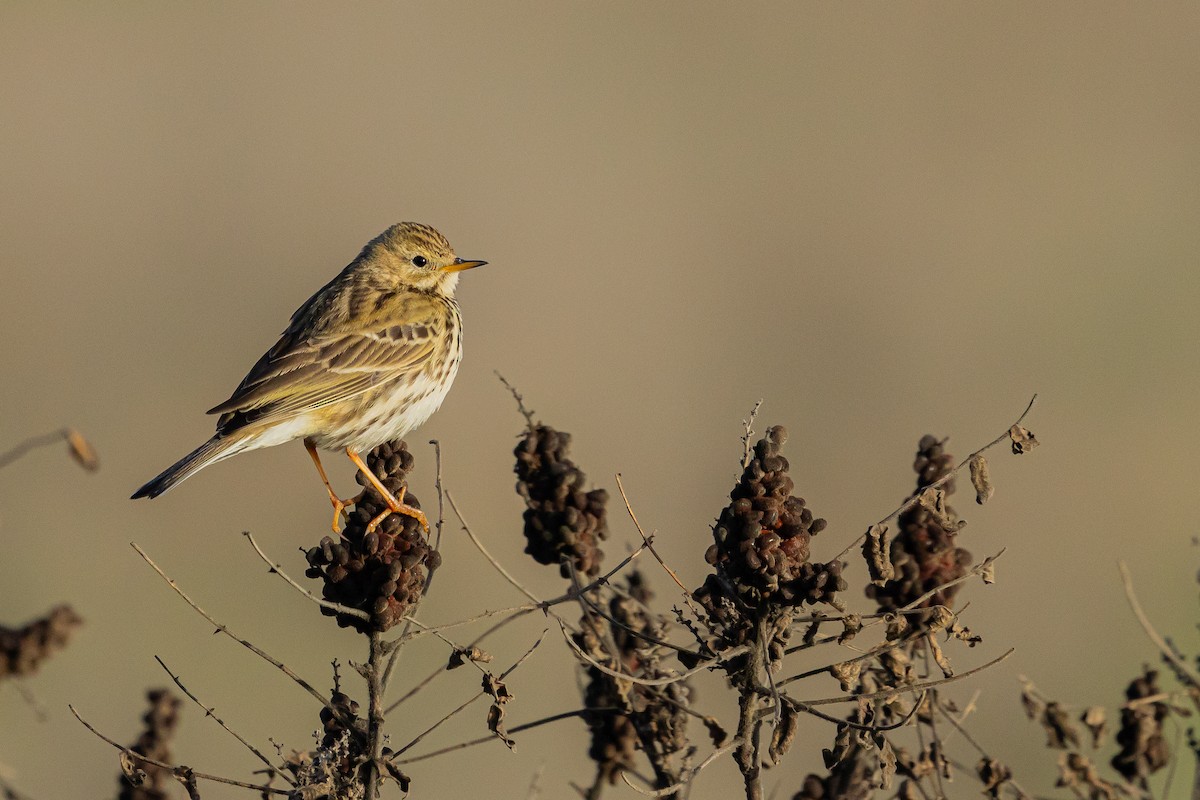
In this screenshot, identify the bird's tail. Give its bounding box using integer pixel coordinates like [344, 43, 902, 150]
[131, 436, 242, 499]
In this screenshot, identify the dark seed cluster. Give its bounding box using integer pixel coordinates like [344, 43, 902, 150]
[514, 424, 609, 578]
[1111, 668, 1169, 783]
[699, 426, 843, 608]
[866, 435, 971, 613]
[305, 441, 438, 633]
[117, 689, 181, 800]
[1, 604, 82, 682]
[578, 573, 690, 788]
[285, 687, 370, 798]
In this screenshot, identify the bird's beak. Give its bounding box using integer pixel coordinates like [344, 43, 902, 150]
[442, 258, 487, 273]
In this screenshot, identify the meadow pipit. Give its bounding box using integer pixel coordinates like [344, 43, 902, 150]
[132, 222, 485, 533]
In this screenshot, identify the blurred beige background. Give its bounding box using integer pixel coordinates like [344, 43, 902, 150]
[2, 3, 1199, 797]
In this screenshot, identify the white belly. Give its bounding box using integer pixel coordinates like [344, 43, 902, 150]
[312, 358, 461, 453]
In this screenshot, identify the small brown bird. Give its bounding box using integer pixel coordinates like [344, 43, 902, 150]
[132, 222, 485, 533]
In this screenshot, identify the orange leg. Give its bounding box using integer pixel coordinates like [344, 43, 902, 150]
[305, 439, 360, 533]
[345, 448, 430, 534]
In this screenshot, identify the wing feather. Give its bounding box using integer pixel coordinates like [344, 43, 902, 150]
[207, 287, 447, 433]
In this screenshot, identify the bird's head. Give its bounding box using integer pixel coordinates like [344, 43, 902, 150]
[371, 221, 486, 295]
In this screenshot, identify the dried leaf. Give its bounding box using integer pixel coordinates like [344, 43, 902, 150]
[65, 428, 99, 472]
[878, 738, 896, 790]
[1057, 753, 1120, 800]
[1042, 701, 1081, 749]
[822, 724, 853, 768]
[884, 612, 909, 640]
[862, 524, 894, 586]
[1008, 424, 1039, 455]
[926, 606, 954, 634]
[830, 660, 863, 692]
[927, 634, 953, 677]
[1081, 705, 1107, 748]
[881, 649, 916, 685]
[979, 560, 996, 585]
[448, 646, 493, 669]
[802, 614, 824, 646]
[768, 701, 800, 764]
[119, 751, 146, 785]
[703, 716, 728, 747]
[917, 487, 964, 532]
[1019, 678, 1044, 719]
[487, 702, 517, 750]
[977, 758, 1013, 799]
[838, 614, 863, 645]
[948, 619, 982, 647]
[385, 762, 412, 792]
[969, 454, 993, 505]
[482, 673, 513, 703]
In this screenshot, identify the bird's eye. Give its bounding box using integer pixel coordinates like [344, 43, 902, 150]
[412, 255, 428, 268]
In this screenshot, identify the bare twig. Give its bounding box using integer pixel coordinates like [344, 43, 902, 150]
[782, 690, 926, 731]
[130, 543, 336, 717]
[0, 429, 82, 471]
[1118, 561, 1200, 690]
[392, 708, 613, 765]
[559, 621, 745, 687]
[615, 474, 690, 596]
[387, 631, 547, 762]
[832, 394, 1038, 562]
[69, 705, 289, 795]
[243, 531, 370, 622]
[620, 738, 744, 797]
[448, 491, 541, 604]
[153, 656, 293, 787]
[795, 648, 1015, 707]
[497, 371, 536, 429]
[741, 400, 763, 469]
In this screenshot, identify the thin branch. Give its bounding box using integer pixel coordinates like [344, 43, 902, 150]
[448, 491, 541, 604]
[69, 705, 289, 795]
[620, 738, 744, 798]
[904, 550, 1005, 611]
[1118, 561, 1200, 690]
[783, 690, 926, 732]
[496, 371, 536, 429]
[832, 394, 1038, 562]
[615, 474, 690, 595]
[392, 708, 610, 765]
[0, 430, 66, 471]
[793, 648, 1015, 707]
[243, 531, 370, 622]
[153, 656, 293, 787]
[387, 631, 547, 761]
[933, 696, 1036, 800]
[130, 543, 335, 716]
[741, 401, 763, 469]
[559, 621, 747, 687]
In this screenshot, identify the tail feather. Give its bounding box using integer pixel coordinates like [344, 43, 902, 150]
[131, 436, 240, 499]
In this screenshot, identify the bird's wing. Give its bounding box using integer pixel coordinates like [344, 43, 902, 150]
[206, 288, 447, 431]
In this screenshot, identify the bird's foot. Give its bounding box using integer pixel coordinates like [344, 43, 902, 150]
[364, 483, 430, 535]
[327, 491, 365, 534]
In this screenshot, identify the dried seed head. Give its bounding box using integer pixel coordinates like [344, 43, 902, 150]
[513, 424, 608, 577]
[304, 440, 434, 633]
